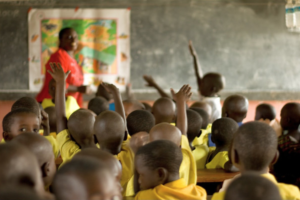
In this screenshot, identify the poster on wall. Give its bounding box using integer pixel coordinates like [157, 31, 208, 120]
[28, 8, 130, 92]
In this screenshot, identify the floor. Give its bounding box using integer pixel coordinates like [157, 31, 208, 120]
[1, 100, 299, 141]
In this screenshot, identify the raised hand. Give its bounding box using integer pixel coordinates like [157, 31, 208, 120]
[171, 84, 192, 103]
[47, 63, 70, 83]
[189, 40, 197, 57]
[143, 75, 157, 87]
[101, 82, 119, 94]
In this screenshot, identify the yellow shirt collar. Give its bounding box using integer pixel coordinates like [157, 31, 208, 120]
[164, 178, 187, 189]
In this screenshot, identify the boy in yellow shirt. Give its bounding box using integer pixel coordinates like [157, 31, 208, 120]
[224, 173, 281, 200]
[206, 118, 238, 171]
[52, 157, 119, 200]
[134, 140, 207, 200]
[211, 122, 300, 200]
[13, 133, 56, 192]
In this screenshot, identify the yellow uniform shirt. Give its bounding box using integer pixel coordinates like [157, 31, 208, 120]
[49, 132, 57, 139]
[117, 140, 135, 196]
[211, 173, 300, 200]
[41, 96, 80, 119]
[192, 124, 212, 147]
[180, 135, 197, 185]
[135, 178, 207, 200]
[206, 151, 229, 169]
[44, 135, 59, 158]
[192, 144, 209, 170]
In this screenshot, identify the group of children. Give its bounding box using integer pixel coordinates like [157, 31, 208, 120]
[2, 36, 300, 200]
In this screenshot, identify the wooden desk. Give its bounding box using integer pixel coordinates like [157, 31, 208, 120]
[197, 169, 239, 183]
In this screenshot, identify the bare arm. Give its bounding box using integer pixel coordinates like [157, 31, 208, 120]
[67, 85, 92, 94]
[41, 109, 50, 136]
[171, 85, 192, 137]
[47, 63, 70, 134]
[189, 41, 203, 92]
[143, 75, 171, 98]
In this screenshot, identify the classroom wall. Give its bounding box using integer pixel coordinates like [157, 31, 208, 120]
[1, 0, 300, 101]
[1, 100, 299, 141]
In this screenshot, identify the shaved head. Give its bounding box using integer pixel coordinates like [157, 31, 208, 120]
[190, 101, 212, 119]
[255, 103, 276, 121]
[222, 95, 249, 123]
[149, 123, 181, 146]
[94, 111, 125, 155]
[280, 102, 300, 130]
[123, 99, 145, 117]
[152, 97, 176, 124]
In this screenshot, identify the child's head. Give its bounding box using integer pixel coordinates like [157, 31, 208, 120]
[255, 103, 276, 121]
[127, 110, 155, 136]
[190, 108, 209, 129]
[53, 157, 117, 200]
[280, 102, 300, 131]
[0, 143, 44, 196]
[48, 78, 56, 98]
[149, 123, 181, 146]
[211, 118, 238, 148]
[222, 95, 249, 123]
[199, 73, 225, 97]
[44, 106, 56, 133]
[94, 111, 125, 155]
[135, 140, 182, 190]
[74, 148, 122, 195]
[68, 109, 96, 148]
[186, 109, 202, 143]
[11, 97, 41, 122]
[12, 133, 56, 189]
[123, 99, 145, 117]
[225, 173, 281, 200]
[58, 27, 78, 51]
[231, 122, 277, 172]
[142, 102, 152, 112]
[88, 96, 109, 116]
[96, 84, 112, 101]
[190, 101, 212, 119]
[2, 108, 40, 141]
[152, 97, 176, 124]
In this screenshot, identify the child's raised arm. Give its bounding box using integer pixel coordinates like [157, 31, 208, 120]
[171, 85, 192, 137]
[41, 109, 50, 136]
[47, 63, 70, 134]
[189, 41, 204, 93]
[143, 75, 171, 98]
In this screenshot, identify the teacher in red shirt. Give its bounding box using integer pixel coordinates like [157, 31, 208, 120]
[36, 27, 87, 107]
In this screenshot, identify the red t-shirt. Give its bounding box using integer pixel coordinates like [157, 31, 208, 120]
[36, 48, 84, 107]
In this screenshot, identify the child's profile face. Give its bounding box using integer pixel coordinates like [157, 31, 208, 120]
[135, 155, 161, 191]
[5, 113, 40, 141]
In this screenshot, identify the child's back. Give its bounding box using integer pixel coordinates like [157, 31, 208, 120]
[134, 140, 206, 200]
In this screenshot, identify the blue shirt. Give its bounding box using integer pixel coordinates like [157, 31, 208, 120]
[109, 103, 115, 111]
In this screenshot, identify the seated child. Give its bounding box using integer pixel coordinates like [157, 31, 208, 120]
[48, 63, 97, 164]
[255, 103, 276, 122]
[222, 94, 249, 126]
[0, 143, 46, 199]
[224, 173, 281, 200]
[127, 110, 155, 136]
[134, 140, 207, 200]
[73, 148, 122, 197]
[41, 78, 80, 119]
[212, 122, 300, 200]
[2, 108, 40, 141]
[123, 99, 145, 117]
[12, 133, 56, 191]
[189, 41, 225, 121]
[190, 108, 211, 146]
[274, 102, 300, 186]
[52, 157, 118, 200]
[206, 118, 238, 171]
[186, 109, 209, 169]
[190, 101, 212, 121]
[0, 187, 43, 200]
[44, 106, 57, 137]
[152, 97, 176, 124]
[87, 96, 109, 115]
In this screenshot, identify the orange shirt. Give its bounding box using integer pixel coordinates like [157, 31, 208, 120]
[36, 48, 83, 106]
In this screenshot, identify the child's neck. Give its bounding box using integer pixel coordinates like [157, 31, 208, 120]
[287, 128, 300, 141]
[189, 141, 195, 151]
[240, 167, 269, 175]
[215, 144, 229, 153]
[165, 173, 180, 185]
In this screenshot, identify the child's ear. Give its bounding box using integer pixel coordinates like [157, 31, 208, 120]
[156, 167, 168, 184]
[3, 132, 11, 142]
[271, 150, 280, 165]
[41, 162, 50, 177]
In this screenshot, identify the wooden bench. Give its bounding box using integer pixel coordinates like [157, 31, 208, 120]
[197, 169, 239, 183]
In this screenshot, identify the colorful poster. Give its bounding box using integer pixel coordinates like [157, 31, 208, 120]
[28, 9, 130, 92]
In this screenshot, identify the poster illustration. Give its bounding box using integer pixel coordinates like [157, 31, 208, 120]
[28, 9, 130, 92]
